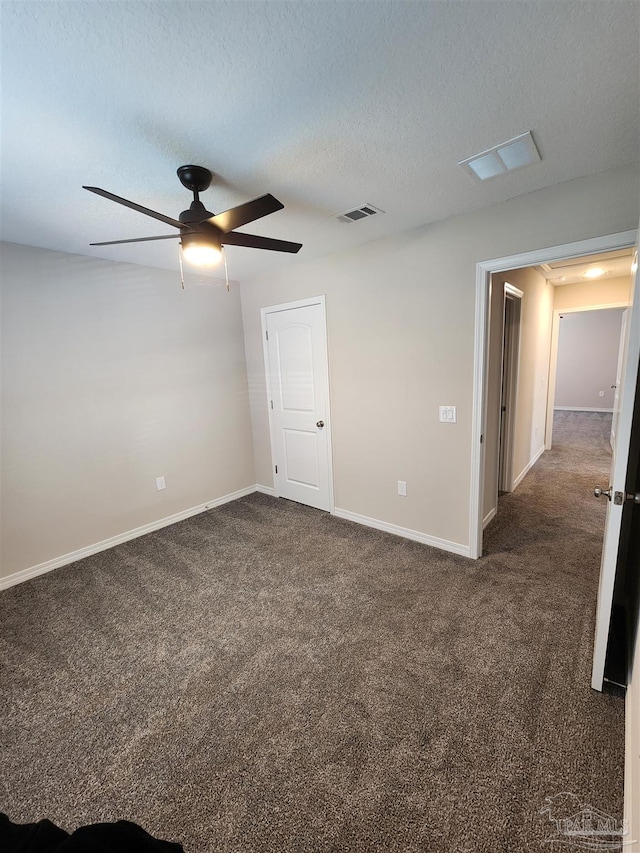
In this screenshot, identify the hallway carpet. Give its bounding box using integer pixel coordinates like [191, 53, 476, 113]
[0, 412, 623, 852]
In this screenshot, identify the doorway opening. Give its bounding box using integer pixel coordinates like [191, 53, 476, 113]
[472, 233, 637, 553]
[470, 231, 638, 693]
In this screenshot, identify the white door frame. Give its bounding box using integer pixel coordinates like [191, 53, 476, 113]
[545, 302, 630, 452]
[470, 229, 638, 560]
[498, 283, 524, 495]
[261, 295, 335, 513]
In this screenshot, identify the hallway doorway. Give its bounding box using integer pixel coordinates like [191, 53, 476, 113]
[470, 231, 638, 694]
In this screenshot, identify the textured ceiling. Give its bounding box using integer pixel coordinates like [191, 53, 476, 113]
[1, 1, 638, 281]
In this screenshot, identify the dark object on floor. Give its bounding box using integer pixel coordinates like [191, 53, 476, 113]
[0, 813, 183, 853]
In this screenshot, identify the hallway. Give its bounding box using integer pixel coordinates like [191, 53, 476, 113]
[483, 409, 622, 844]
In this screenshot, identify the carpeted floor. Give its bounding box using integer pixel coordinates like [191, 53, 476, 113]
[0, 411, 624, 852]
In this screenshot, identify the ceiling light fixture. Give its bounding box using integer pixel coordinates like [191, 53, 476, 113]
[584, 267, 605, 279]
[459, 131, 541, 182]
[180, 232, 222, 266]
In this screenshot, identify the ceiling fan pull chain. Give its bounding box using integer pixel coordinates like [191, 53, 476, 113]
[178, 245, 185, 290]
[222, 246, 230, 292]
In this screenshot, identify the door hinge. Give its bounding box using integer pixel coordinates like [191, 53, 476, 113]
[480, 434, 484, 444]
[615, 490, 640, 505]
[270, 400, 273, 409]
[265, 330, 269, 341]
[275, 465, 278, 474]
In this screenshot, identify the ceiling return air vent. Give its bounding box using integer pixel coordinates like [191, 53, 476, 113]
[335, 203, 384, 223]
[459, 131, 541, 182]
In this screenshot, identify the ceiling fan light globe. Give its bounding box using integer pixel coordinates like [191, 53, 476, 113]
[181, 233, 222, 267]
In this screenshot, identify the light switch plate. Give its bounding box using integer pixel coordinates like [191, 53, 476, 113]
[439, 405, 457, 423]
[156, 476, 166, 491]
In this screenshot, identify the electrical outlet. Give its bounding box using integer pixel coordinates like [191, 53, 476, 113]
[156, 476, 166, 491]
[398, 480, 407, 496]
[598, 390, 605, 397]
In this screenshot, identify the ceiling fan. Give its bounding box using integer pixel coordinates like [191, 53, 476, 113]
[83, 165, 302, 266]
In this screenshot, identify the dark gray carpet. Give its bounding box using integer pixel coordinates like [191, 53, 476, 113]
[0, 412, 624, 852]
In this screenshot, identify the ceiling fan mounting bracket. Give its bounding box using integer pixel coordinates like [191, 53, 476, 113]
[177, 165, 213, 194]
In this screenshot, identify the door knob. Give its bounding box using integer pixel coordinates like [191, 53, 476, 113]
[594, 486, 612, 500]
[316, 420, 325, 429]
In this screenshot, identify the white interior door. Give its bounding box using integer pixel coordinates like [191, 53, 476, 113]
[610, 308, 628, 450]
[592, 247, 639, 690]
[263, 297, 333, 512]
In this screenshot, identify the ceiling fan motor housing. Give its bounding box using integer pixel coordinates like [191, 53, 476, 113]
[179, 200, 215, 227]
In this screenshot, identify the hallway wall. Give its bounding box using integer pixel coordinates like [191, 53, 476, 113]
[555, 308, 625, 410]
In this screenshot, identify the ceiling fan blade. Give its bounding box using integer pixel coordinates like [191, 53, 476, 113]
[221, 231, 302, 253]
[83, 186, 193, 231]
[90, 234, 181, 246]
[208, 194, 284, 233]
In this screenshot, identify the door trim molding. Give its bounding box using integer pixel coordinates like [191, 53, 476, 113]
[498, 284, 523, 495]
[470, 229, 638, 560]
[260, 295, 335, 514]
[504, 282, 524, 299]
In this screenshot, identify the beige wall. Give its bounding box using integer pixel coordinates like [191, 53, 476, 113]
[241, 164, 639, 552]
[555, 308, 625, 409]
[553, 275, 631, 312]
[0, 243, 255, 580]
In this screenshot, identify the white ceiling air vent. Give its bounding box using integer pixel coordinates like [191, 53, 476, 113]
[459, 131, 541, 182]
[335, 203, 384, 223]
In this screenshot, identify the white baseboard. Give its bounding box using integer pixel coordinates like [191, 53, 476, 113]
[554, 406, 613, 413]
[2, 488, 470, 590]
[482, 507, 497, 529]
[255, 484, 276, 496]
[0, 485, 257, 591]
[333, 507, 470, 558]
[513, 445, 545, 490]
